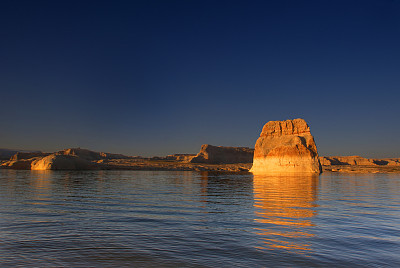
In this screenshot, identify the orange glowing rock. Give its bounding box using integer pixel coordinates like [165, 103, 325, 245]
[31, 154, 96, 170]
[250, 119, 322, 174]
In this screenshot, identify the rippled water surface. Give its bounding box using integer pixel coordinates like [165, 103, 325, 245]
[0, 170, 399, 267]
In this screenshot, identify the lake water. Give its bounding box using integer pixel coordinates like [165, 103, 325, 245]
[0, 170, 399, 267]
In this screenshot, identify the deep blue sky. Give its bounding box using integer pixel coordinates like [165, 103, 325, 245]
[1, 0, 399, 157]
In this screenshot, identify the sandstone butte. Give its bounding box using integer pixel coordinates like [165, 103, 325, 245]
[250, 118, 322, 174]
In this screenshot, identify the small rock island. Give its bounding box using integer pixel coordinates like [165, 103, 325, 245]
[250, 119, 322, 174]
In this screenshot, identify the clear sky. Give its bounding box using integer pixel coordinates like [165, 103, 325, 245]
[1, 0, 399, 157]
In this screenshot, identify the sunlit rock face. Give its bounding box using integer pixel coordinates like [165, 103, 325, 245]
[31, 154, 96, 170]
[1, 159, 35, 170]
[250, 119, 322, 174]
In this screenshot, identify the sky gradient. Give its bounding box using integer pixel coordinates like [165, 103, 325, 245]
[1, 0, 400, 157]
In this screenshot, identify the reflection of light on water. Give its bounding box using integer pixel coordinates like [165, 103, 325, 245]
[253, 174, 319, 252]
[31, 170, 53, 190]
[28, 171, 54, 211]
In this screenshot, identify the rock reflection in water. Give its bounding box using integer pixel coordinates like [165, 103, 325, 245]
[253, 174, 319, 252]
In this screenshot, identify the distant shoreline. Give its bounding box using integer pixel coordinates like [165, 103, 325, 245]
[2, 158, 400, 174]
[1, 147, 399, 173]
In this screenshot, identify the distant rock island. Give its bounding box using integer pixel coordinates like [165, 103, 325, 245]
[250, 119, 322, 174]
[1, 119, 399, 173]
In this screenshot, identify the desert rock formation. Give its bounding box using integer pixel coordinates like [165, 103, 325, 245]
[166, 154, 196, 162]
[319, 156, 400, 166]
[1, 146, 398, 173]
[0, 148, 131, 170]
[250, 119, 322, 174]
[190, 144, 254, 164]
[319, 156, 373, 166]
[31, 154, 96, 170]
[1, 159, 35, 169]
[380, 158, 400, 166]
[59, 148, 129, 161]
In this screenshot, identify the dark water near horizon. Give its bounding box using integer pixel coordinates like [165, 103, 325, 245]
[0, 170, 399, 267]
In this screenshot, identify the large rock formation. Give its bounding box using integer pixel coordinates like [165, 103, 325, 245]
[250, 119, 322, 174]
[190, 144, 254, 164]
[31, 154, 97, 170]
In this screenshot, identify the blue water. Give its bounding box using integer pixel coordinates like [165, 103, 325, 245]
[0, 170, 399, 267]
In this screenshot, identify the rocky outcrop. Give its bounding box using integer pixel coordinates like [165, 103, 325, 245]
[319, 156, 374, 166]
[250, 119, 322, 174]
[31, 154, 97, 170]
[379, 158, 400, 166]
[10, 152, 50, 161]
[166, 154, 196, 162]
[59, 148, 130, 161]
[190, 144, 254, 164]
[320, 156, 400, 166]
[59, 148, 104, 161]
[0, 148, 132, 170]
[1, 159, 35, 169]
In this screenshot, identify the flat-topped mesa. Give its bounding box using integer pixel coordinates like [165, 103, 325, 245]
[250, 119, 322, 174]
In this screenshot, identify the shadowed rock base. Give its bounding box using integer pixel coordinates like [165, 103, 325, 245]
[190, 144, 254, 164]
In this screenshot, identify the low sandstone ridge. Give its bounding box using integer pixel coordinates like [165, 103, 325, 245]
[59, 148, 130, 161]
[250, 119, 322, 174]
[320, 156, 400, 166]
[190, 144, 254, 164]
[166, 154, 196, 162]
[0, 148, 131, 170]
[31, 154, 96, 170]
[0, 147, 252, 172]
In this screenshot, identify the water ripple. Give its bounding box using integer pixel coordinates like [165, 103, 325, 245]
[0, 170, 399, 267]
